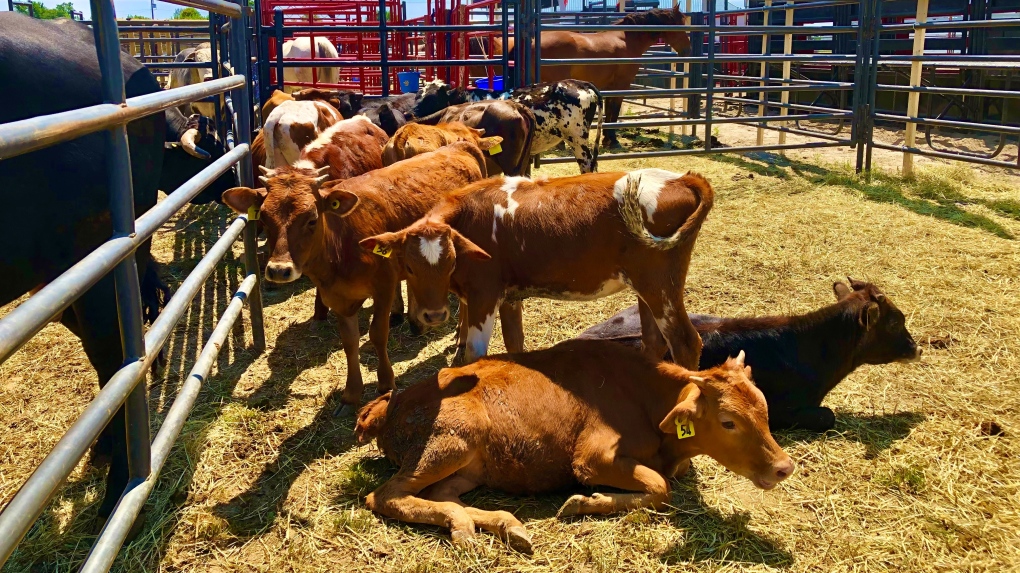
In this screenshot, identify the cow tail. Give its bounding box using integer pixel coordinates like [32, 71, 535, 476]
[592, 86, 604, 169]
[619, 172, 714, 251]
[517, 107, 538, 176]
[355, 392, 393, 444]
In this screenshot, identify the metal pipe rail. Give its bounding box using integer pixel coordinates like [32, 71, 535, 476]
[274, 58, 504, 67]
[541, 140, 852, 163]
[874, 113, 1020, 136]
[878, 18, 1020, 32]
[540, 24, 859, 34]
[601, 84, 853, 97]
[541, 54, 857, 65]
[274, 24, 504, 33]
[875, 84, 1020, 99]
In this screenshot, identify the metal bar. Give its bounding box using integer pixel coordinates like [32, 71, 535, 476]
[876, 54, 1020, 62]
[501, 0, 509, 91]
[756, 0, 772, 146]
[274, 58, 504, 67]
[871, 142, 1020, 170]
[875, 84, 1020, 99]
[853, 0, 870, 172]
[600, 112, 851, 129]
[80, 229, 253, 573]
[601, 84, 852, 97]
[116, 25, 208, 32]
[0, 145, 247, 366]
[274, 24, 503, 32]
[902, 0, 929, 176]
[778, 1, 794, 148]
[540, 54, 857, 65]
[879, 18, 1020, 32]
[874, 113, 1020, 136]
[540, 140, 850, 163]
[865, 0, 883, 172]
[0, 76, 244, 161]
[274, 9, 284, 91]
[717, 95, 847, 115]
[705, 0, 715, 152]
[161, 0, 241, 17]
[141, 61, 217, 69]
[539, 24, 860, 33]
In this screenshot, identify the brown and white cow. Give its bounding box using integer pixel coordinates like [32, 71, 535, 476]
[382, 122, 497, 166]
[356, 340, 794, 552]
[361, 168, 714, 368]
[413, 99, 536, 177]
[282, 115, 389, 182]
[221, 140, 498, 409]
[263, 98, 345, 168]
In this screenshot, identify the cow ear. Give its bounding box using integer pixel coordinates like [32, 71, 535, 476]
[222, 186, 267, 214]
[477, 136, 503, 151]
[360, 232, 404, 257]
[860, 302, 881, 329]
[658, 383, 703, 433]
[321, 188, 359, 217]
[833, 281, 852, 299]
[452, 230, 491, 261]
[470, 127, 486, 137]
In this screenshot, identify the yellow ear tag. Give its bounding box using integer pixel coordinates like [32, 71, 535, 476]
[676, 418, 695, 439]
[247, 206, 260, 221]
[487, 142, 502, 155]
[330, 199, 341, 210]
[372, 244, 392, 258]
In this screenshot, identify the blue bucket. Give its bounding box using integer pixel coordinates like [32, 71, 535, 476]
[397, 71, 420, 93]
[475, 77, 504, 91]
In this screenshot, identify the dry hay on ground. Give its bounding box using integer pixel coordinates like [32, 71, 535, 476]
[1, 144, 1019, 572]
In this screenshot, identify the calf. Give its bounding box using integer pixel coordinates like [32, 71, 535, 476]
[261, 89, 294, 123]
[285, 115, 389, 181]
[359, 93, 417, 136]
[356, 340, 794, 552]
[360, 168, 713, 368]
[263, 98, 344, 168]
[221, 141, 496, 409]
[414, 99, 537, 176]
[382, 122, 501, 166]
[578, 278, 922, 431]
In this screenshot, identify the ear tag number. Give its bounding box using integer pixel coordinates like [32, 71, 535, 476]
[247, 206, 260, 221]
[330, 199, 341, 210]
[488, 143, 502, 155]
[676, 418, 695, 439]
[372, 244, 392, 258]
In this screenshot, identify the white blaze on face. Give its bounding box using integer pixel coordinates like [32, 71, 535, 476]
[613, 168, 682, 224]
[492, 176, 528, 242]
[419, 236, 443, 266]
[465, 310, 497, 363]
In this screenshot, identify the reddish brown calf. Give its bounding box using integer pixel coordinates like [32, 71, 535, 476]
[361, 168, 714, 368]
[382, 122, 501, 166]
[356, 340, 793, 552]
[222, 141, 494, 409]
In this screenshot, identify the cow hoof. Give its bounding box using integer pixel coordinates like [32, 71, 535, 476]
[450, 529, 475, 549]
[389, 313, 405, 327]
[333, 403, 358, 418]
[505, 526, 534, 554]
[556, 494, 587, 519]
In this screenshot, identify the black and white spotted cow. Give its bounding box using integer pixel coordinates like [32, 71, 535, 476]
[412, 79, 603, 173]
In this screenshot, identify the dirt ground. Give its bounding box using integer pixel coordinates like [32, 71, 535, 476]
[2, 119, 1019, 572]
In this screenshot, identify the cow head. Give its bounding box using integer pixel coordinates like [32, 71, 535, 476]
[412, 80, 476, 119]
[623, 7, 692, 57]
[293, 88, 364, 119]
[361, 219, 490, 326]
[220, 166, 333, 282]
[659, 351, 795, 490]
[833, 277, 922, 364]
[162, 113, 234, 204]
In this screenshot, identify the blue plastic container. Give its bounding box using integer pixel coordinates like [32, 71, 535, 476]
[475, 77, 504, 91]
[397, 71, 421, 93]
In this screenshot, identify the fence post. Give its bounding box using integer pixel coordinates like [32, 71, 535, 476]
[864, 0, 883, 173]
[777, 0, 794, 152]
[380, 0, 390, 96]
[274, 8, 285, 91]
[901, 0, 929, 177]
[704, 0, 716, 151]
[756, 0, 772, 145]
[681, 0, 691, 137]
[853, 0, 871, 172]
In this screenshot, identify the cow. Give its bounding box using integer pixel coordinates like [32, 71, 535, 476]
[578, 278, 923, 431]
[220, 140, 500, 410]
[414, 99, 537, 176]
[281, 36, 339, 94]
[262, 98, 345, 168]
[167, 42, 225, 118]
[358, 93, 417, 136]
[356, 340, 794, 552]
[416, 79, 604, 173]
[0, 13, 238, 533]
[360, 168, 713, 369]
[262, 89, 294, 122]
[382, 122, 493, 166]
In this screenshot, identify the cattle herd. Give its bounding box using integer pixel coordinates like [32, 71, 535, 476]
[0, 12, 924, 555]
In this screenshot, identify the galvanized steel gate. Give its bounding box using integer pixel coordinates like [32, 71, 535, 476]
[0, 0, 265, 570]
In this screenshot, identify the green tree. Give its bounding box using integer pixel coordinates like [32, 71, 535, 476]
[172, 7, 207, 19]
[125, 15, 151, 19]
[15, 1, 76, 19]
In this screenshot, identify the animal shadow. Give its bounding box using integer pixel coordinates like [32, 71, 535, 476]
[777, 411, 926, 460]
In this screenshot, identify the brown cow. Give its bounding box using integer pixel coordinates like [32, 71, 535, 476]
[382, 122, 499, 166]
[413, 99, 536, 177]
[221, 141, 498, 409]
[284, 115, 389, 181]
[361, 168, 714, 369]
[356, 340, 794, 552]
[263, 98, 345, 168]
[261, 89, 294, 122]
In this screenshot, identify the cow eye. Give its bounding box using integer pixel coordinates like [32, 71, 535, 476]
[721, 421, 736, 430]
[405, 264, 414, 276]
[306, 218, 317, 229]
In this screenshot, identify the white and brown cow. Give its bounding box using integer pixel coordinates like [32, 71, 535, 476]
[361, 168, 714, 369]
[262, 98, 345, 168]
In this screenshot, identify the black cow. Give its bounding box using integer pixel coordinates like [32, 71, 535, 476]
[578, 279, 922, 431]
[0, 13, 237, 532]
[359, 93, 416, 136]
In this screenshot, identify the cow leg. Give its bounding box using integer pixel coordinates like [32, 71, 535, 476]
[390, 282, 405, 327]
[498, 300, 525, 354]
[637, 298, 668, 362]
[370, 285, 397, 396]
[337, 311, 365, 411]
[566, 133, 597, 174]
[312, 289, 329, 321]
[456, 298, 469, 350]
[773, 406, 836, 432]
[601, 97, 625, 149]
[422, 474, 532, 554]
[558, 456, 671, 518]
[460, 295, 500, 364]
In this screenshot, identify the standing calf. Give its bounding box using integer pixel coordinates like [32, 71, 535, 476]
[356, 340, 794, 552]
[361, 169, 714, 368]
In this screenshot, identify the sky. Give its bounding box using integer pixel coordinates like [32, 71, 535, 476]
[33, 0, 432, 20]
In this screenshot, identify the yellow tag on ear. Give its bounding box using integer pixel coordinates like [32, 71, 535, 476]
[372, 244, 392, 258]
[487, 142, 502, 155]
[247, 206, 260, 221]
[676, 418, 695, 439]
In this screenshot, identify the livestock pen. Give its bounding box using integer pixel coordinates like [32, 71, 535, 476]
[1, 0, 1020, 571]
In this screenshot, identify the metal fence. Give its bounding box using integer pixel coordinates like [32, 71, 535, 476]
[0, 0, 265, 569]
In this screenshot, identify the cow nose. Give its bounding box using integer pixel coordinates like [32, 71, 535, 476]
[265, 261, 300, 283]
[422, 309, 449, 325]
[774, 457, 795, 481]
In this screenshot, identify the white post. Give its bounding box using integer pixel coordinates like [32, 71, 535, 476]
[778, 0, 794, 151]
[903, 0, 930, 177]
[756, 0, 772, 145]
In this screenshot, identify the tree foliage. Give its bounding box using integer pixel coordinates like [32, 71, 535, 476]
[15, 1, 76, 19]
[172, 7, 208, 19]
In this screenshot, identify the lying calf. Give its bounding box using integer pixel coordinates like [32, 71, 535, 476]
[356, 340, 794, 553]
[360, 169, 714, 368]
[578, 278, 922, 431]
